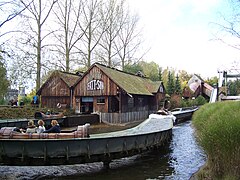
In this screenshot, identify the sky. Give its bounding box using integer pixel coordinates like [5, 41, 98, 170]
[128, 0, 240, 79]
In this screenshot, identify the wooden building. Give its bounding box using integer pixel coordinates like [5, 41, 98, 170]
[37, 71, 82, 109]
[73, 63, 166, 123]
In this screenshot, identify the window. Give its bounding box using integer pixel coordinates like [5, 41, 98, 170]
[97, 97, 105, 104]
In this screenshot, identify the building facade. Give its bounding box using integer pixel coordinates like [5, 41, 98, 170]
[73, 63, 166, 115]
[37, 71, 82, 109]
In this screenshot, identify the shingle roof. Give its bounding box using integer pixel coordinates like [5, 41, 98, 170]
[95, 63, 162, 96]
[37, 70, 82, 95]
[57, 71, 82, 87]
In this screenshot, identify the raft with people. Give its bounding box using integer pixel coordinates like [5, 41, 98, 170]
[0, 113, 174, 166]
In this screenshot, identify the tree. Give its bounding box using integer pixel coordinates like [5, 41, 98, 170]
[0, 60, 9, 101]
[19, 0, 57, 90]
[123, 62, 143, 74]
[205, 76, 218, 87]
[80, 0, 108, 68]
[51, 0, 85, 72]
[114, 6, 142, 69]
[212, 1, 240, 51]
[97, 0, 126, 67]
[158, 67, 162, 81]
[175, 74, 181, 94]
[0, 0, 27, 29]
[139, 61, 159, 81]
[167, 71, 175, 96]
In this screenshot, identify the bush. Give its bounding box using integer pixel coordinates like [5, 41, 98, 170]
[0, 98, 6, 105]
[194, 95, 207, 106]
[192, 101, 240, 179]
[19, 95, 32, 105]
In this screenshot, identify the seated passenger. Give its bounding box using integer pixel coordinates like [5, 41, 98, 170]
[43, 120, 61, 133]
[36, 120, 46, 133]
[26, 120, 36, 133]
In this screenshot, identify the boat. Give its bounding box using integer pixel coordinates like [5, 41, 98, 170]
[0, 114, 174, 166]
[171, 106, 198, 124]
[34, 111, 65, 120]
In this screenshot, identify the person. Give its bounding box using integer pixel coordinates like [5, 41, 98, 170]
[26, 120, 36, 133]
[36, 120, 46, 133]
[43, 120, 61, 133]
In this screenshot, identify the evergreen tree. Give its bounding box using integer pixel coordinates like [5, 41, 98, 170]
[175, 74, 182, 94]
[158, 67, 162, 81]
[167, 71, 175, 95]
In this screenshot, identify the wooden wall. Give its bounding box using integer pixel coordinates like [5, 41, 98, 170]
[40, 76, 71, 108]
[74, 66, 118, 96]
[41, 76, 71, 96]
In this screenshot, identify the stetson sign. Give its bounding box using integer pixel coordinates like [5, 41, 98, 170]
[87, 79, 104, 91]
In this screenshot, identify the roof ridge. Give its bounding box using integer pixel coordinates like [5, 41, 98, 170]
[95, 63, 150, 79]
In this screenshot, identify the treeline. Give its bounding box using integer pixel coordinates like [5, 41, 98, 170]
[0, 0, 146, 91]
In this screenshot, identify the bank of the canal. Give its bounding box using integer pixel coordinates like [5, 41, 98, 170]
[192, 101, 240, 180]
[0, 120, 206, 180]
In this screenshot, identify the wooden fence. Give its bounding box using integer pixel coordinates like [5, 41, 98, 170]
[100, 111, 154, 124]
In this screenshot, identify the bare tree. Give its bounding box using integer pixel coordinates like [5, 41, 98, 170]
[97, 0, 126, 67]
[0, 0, 28, 28]
[19, 0, 56, 90]
[211, 1, 240, 50]
[113, 7, 143, 69]
[79, 0, 108, 68]
[51, 0, 86, 72]
[96, 0, 145, 69]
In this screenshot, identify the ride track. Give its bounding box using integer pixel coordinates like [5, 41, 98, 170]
[0, 114, 174, 166]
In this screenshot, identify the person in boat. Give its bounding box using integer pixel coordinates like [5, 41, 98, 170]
[36, 120, 46, 133]
[43, 120, 61, 133]
[26, 120, 36, 133]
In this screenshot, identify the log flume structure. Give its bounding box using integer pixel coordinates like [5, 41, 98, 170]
[0, 114, 174, 166]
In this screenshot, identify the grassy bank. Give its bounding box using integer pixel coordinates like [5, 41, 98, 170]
[192, 101, 240, 180]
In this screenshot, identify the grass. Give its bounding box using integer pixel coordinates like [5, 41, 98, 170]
[192, 101, 240, 179]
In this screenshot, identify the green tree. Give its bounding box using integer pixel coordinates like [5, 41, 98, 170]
[175, 74, 181, 94]
[0, 61, 9, 102]
[167, 71, 175, 95]
[205, 76, 218, 87]
[139, 61, 159, 81]
[228, 79, 240, 95]
[158, 67, 162, 81]
[123, 63, 143, 74]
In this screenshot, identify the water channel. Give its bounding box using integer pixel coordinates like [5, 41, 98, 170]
[0, 121, 206, 180]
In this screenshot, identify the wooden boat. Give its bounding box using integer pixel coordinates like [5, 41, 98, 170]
[171, 106, 198, 124]
[34, 111, 65, 120]
[0, 114, 174, 166]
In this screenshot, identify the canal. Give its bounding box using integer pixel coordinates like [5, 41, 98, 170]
[0, 121, 206, 180]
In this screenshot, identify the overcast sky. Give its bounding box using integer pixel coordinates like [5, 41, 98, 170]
[128, 0, 240, 78]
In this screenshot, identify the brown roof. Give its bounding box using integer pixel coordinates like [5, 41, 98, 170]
[37, 71, 82, 95]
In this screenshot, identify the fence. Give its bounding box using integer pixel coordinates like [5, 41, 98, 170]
[100, 110, 154, 124]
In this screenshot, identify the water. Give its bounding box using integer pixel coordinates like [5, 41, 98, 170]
[0, 121, 206, 180]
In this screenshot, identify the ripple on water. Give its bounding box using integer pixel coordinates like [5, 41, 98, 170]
[166, 121, 206, 180]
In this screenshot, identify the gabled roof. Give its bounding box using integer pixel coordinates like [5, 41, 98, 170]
[57, 71, 83, 87]
[37, 70, 82, 95]
[81, 63, 163, 96]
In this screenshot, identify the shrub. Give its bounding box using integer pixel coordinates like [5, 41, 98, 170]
[192, 101, 240, 179]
